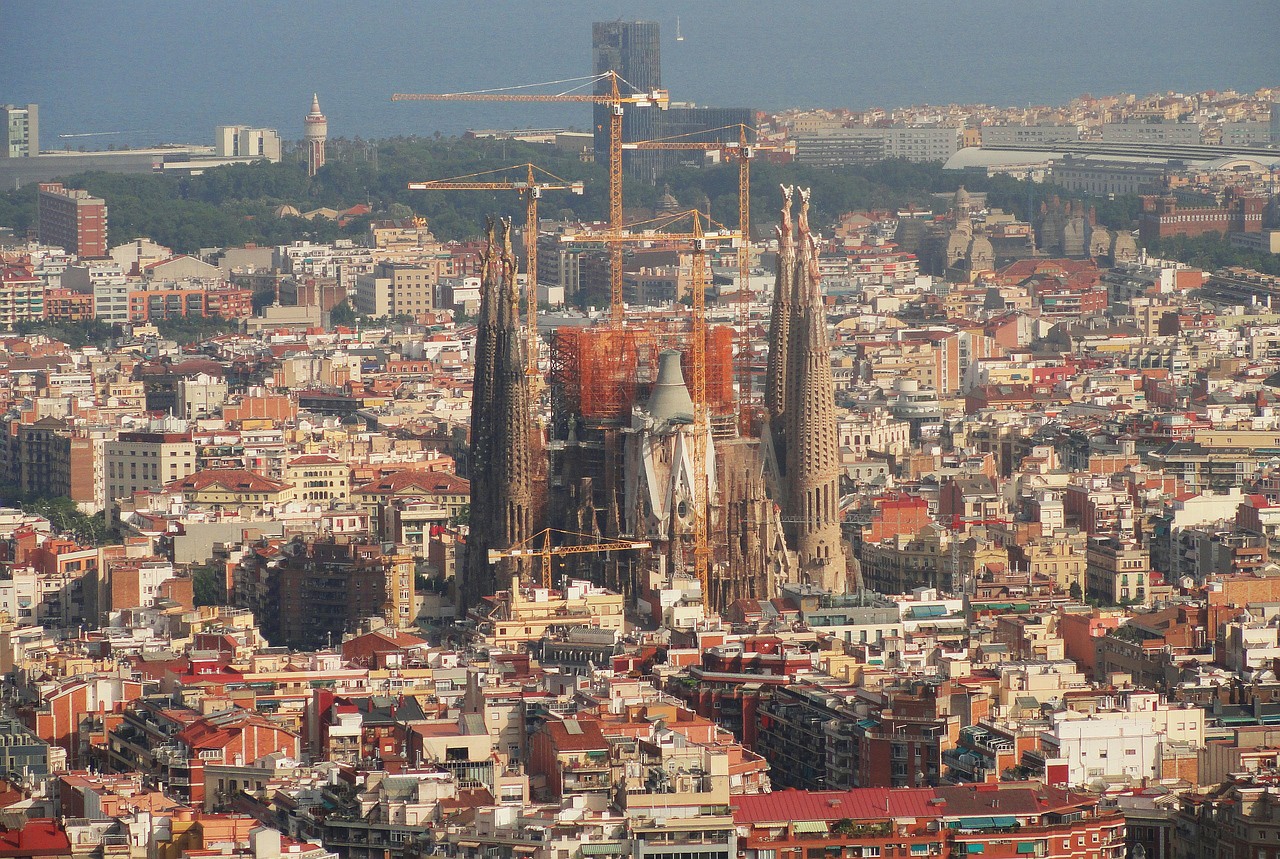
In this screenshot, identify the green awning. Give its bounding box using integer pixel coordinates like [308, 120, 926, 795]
[967, 845, 985, 854]
[992, 817, 1018, 828]
[1017, 844, 1039, 854]
[582, 845, 627, 856]
[952, 818, 994, 829]
[793, 822, 829, 834]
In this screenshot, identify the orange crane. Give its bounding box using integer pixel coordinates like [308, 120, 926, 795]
[623, 124, 781, 435]
[558, 210, 740, 606]
[393, 71, 670, 327]
[407, 163, 584, 380]
[487, 527, 650, 590]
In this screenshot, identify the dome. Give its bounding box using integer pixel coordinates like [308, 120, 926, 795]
[656, 184, 680, 215]
[953, 185, 971, 209]
[340, 413, 363, 428]
[1112, 230, 1138, 262]
[968, 233, 994, 266]
[275, 204, 301, 218]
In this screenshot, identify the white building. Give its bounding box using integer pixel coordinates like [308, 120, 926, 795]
[60, 260, 131, 322]
[215, 125, 282, 162]
[1043, 691, 1204, 787]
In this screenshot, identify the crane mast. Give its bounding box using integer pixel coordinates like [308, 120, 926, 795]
[488, 528, 650, 590]
[394, 71, 669, 328]
[557, 210, 739, 607]
[407, 163, 583, 382]
[621, 125, 778, 435]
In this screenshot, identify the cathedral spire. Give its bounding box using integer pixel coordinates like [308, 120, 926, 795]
[463, 219, 534, 609]
[765, 185, 795, 430]
[768, 185, 849, 594]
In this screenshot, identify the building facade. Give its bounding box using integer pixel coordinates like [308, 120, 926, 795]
[37, 182, 108, 258]
[592, 20, 662, 176]
[1, 103, 38, 158]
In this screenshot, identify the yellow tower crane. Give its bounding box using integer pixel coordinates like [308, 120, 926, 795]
[623, 124, 781, 436]
[557, 210, 740, 608]
[407, 163, 584, 381]
[393, 71, 670, 328]
[487, 527, 651, 590]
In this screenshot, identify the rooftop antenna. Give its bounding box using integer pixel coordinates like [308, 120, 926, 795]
[675, 16, 684, 41]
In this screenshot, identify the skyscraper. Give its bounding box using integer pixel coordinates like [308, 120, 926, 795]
[592, 21, 661, 177]
[304, 94, 327, 177]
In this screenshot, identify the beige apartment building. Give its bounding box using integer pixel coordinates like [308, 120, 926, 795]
[102, 431, 197, 522]
[354, 261, 437, 318]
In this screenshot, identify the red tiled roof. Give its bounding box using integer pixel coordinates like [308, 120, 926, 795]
[353, 470, 469, 496]
[288, 454, 345, 467]
[733, 787, 939, 823]
[164, 469, 290, 494]
[544, 718, 608, 752]
[0, 819, 72, 856]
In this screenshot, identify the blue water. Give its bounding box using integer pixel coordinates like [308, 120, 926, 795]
[3, 0, 1277, 150]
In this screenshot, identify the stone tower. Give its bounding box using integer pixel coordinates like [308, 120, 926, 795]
[764, 185, 795, 452]
[304, 94, 327, 177]
[765, 187, 849, 594]
[462, 220, 533, 611]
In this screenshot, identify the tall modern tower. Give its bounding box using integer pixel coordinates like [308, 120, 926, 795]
[304, 94, 327, 177]
[592, 21, 661, 177]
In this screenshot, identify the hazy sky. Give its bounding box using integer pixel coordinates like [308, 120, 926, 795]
[4, 1, 1277, 147]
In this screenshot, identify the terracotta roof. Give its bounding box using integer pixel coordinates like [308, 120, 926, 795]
[544, 717, 608, 751]
[164, 469, 290, 494]
[288, 454, 346, 467]
[353, 470, 469, 496]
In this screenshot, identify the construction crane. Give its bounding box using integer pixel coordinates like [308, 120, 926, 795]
[393, 71, 670, 327]
[487, 528, 651, 590]
[558, 209, 740, 606]
[408, 163, 584, 381]
[623, 124, 781, 435]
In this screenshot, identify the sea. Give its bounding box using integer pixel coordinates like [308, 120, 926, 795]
[3, 0, 1277, 150]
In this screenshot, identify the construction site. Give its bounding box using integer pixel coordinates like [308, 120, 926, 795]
[395, 70, 856, 624]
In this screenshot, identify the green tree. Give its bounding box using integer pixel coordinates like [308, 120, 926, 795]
[192, 566, 227, 607]
[329, 300, 357, 327]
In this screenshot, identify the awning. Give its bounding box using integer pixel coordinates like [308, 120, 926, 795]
[991, 817, 1018, 828]
[966, 845, 985, 854]
[911, 605, 947, 618]
[514, 847, 538, 854]
[581, 846, 627, 856]
[1017, 843, 1039, 854]
[456, 842, 480, 849]
[952, 818, 994, 829]
[793, 821, 830, 834]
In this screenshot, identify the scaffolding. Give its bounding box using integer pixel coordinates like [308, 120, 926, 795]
[549, 324, 735, 427]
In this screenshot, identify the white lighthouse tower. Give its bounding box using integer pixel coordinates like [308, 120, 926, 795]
[304, 93, 327, 177]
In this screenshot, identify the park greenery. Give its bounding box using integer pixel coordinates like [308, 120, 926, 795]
[0, 135, 1275, 282]
[0, 487, 115, 546]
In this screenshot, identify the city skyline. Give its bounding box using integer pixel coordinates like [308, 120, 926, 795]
[3, 0, 1276, 148]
